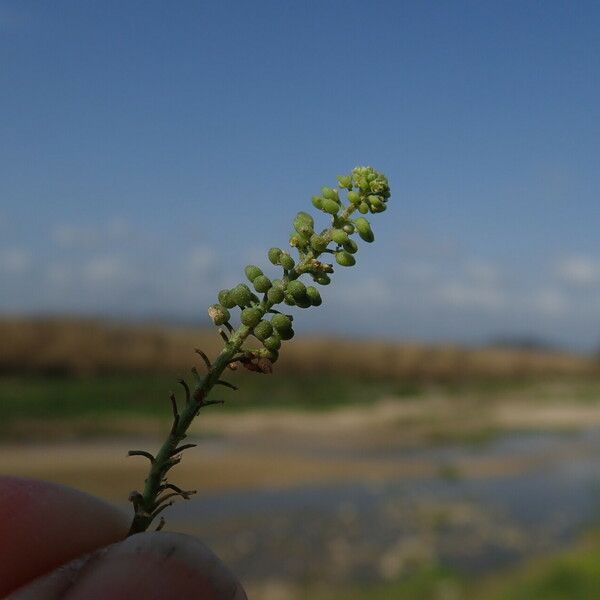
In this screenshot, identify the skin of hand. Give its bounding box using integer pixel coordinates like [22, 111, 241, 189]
[0, 476, 247, 599]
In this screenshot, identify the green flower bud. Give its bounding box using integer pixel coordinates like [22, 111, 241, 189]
[343, 239, 358, 254]
[358, 202, 369, 214]
[231, 284, 254, 307]
[253, 275, 272, 293]
[347, 191, 361, 205]
[321, 187, 339, 201]
[314, 273, 331, 285]
[207, 304, 230, 326]
[245, 265, 263, 282]
[263, 333, 281, 351]
[343, 223, 355, 234]
[331, 229, 349, 244]
[354, 217, 375, 242]
[284, 293, 296, 306]
[268, 247, 283, 265]
[294, 211, 314, 228]
[336, 251, 356, 267]
[289, 233, 308, 248]
[295, 295, 312, 309]
[306, 286, 322, 306]
[279, 253, 295, 270]
[279, 327, 295, 341]
[287, 280, 307, 301]
[337, 175, 353, 190]
[321, 198, 340, 215]
[312, 196, 325, 210]
[217, 289, 236, 309]
[267, 286, 285, 304]
[310, 234, 328, 253]
[253, 320, 273, 341]
[241, 307, 262, 327]
[271, 313, 292, 332]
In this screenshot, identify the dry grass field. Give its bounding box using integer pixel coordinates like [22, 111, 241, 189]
[1, 316, 596, 380]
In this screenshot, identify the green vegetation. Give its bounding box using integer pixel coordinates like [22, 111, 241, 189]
[314, 531, 600, 599]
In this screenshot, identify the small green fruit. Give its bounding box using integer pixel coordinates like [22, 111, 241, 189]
[253, 275, 272, 293]
[217, 289, 236, 309]
[278, 327, 295, 341]
[245, 265, 263, 282]
[240, 307, 262, 327]
[336, 251, 356, 267]
[331, 229, 349, 244]
[267, 286, 285, 304]
[207, 304, 230, 326]
[343, 239, 358, 254]
[295, 295, 312, 308]
[287, 280, 306, 301]
[268, 247, 282, 265]
[321, 198, 340, 215]
[263, 333, 281, 351]
[271, 313, 292, 332]
[354, 217, 375, 242]
[231, 284, 253, 307]
[314, 273, 331, 285]
[343, 223, 355, 234]
[306, 286, 322, 306]
[310, 234, 328, 253]
[253, 320, 273, 341]
[358, 202, 369, 214]
[311, 196, 323, 210]
[279, 254, 295, 270]
[321, 187, 339, 201]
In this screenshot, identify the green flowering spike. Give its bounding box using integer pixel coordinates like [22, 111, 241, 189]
[253, 275, 272, 293]
[321, 198, 340, 215]
[347, 191, 361, 205]
[278, 327, 295, 341]
[267, 286, 284, 304]
[335, 251, 356, 267]
[271, 313, 292, 332]
[128, 166, 391, 536]
[337, 175, 353, 190]
[321, 187, 339, 201]
[314, 273, 331, 285]
[354, 217, 375, 242]
[217, 289, 236, 309]
[331, 229, 349, 244]
[207, 304, 230, 326]
[231, 284, 253, 307]
[240, 307, 262, 327]
[306, 286, 322, 306]
[263, 333, 281, 351]
[310, 234, 328, 253]
[245, 265, 263, 282]
[279, 253, 295, 270]
[287, 280, 306, 301]
[253, 320, 273, 341]
[343, 239, 358, 254]
[268, 247, 283, 265]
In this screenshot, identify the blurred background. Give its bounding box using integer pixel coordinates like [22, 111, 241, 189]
[1, 1, 600, 598]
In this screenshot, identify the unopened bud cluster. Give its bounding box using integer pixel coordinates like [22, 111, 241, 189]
[207, 166, 390, 364]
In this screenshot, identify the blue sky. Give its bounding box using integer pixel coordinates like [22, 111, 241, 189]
[1, 1, 599, 350]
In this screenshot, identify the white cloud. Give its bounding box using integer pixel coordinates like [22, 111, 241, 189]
[83, 256, 130, 286]
[556, 255, 600, 286]
[0, 248, 31, 274]
[437, 281, 506, 312]
[52, 219, 130, 249]
[530, 289, 568, 317]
